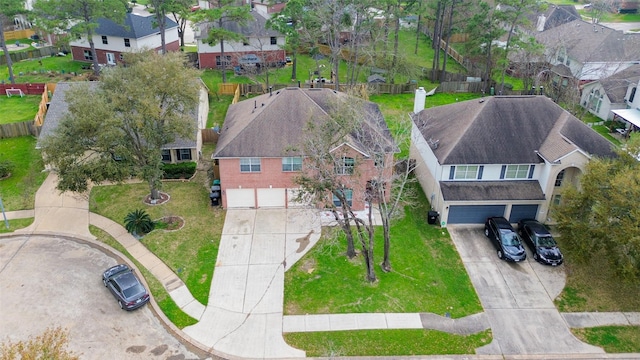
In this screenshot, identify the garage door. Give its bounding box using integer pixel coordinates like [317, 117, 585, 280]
[226, 188, 255, 208]
[508, 204, 539, 223]
[287, 188, 312, 208]
[257, 188, 286, 208]
[447, 205, 506, 224]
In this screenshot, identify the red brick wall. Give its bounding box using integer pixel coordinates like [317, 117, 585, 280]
[0, 83, 46, 95]
[199, 49, 286, 69]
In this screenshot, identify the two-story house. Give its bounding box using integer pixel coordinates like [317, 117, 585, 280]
[213, 87, 397, 209]
[70, 13, 179, 66]
[580, 64, 640, 121]
[410, 91, 616, 226]
[196, 10, 285, 69]
[534, 19, 640, 83]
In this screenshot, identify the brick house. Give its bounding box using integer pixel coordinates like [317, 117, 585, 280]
[196, 10, 285, 69]
[213, 87, 397, 209]
[70, 13, 179, 66]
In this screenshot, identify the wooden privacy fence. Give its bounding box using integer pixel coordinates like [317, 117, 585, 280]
[235, 82, 417, 95]
[0, 121, 39, 139]
[218, 83, 238, 95]
[201, 128, 220, 144]
[34, 83, 56, 126]
[3, 29, 35, 41]
[0, 46, 57, 66]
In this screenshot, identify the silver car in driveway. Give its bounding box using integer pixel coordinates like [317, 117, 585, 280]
[102, 264, 150, 311]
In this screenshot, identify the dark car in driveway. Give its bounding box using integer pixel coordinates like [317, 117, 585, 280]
[102, 264, 150, 311]
[518, 219, 563, 266]
[484, 217, 527, 262]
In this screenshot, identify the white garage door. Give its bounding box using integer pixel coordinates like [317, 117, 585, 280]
[226, 188, 255, 208]
[287, 188, 312, 208]
[257, 188, 286, 208]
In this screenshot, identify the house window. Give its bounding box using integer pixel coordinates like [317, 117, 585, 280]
[240, 157, 261, 172]
[454, 165, 478, 180]
[161, 149, 171, 162]
[101, 35, 108, 45]
[215, 55, 231, 67]
[270, 36, 277, 45]
[282, 157, 302, 172]
[553, 194, 562, 206]
[119, 53, 124, 61]
[177, 149, 192, 161]
[630, 87, 637, 103]
[374, 154, 384, 167]
[83, 50, 93, 61]
[555, 169, 565, 187]
[333, 188, 353, 207]
[556, 47, 566, 64]
[124, 38, 131, 47]
[504, 165, 530, 179]
[335, 157, 355, 175]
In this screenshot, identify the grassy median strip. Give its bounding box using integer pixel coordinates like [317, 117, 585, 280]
[285, 329, 492, 357]
[572, 326, 640, 353]
[90, 181, 224, 306]
[90, 225, 197, 328]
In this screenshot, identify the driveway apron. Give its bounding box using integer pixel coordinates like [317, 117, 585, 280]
[183, 208, 321, 359]
[448, 225, 604, 356]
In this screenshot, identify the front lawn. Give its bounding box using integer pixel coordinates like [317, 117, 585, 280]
[0, 136, 47, 210]
[89, 181, 225, 305]
[573, 326, 640, 353]
[0, 95, 41, 124]
[0, 218, 33, 233]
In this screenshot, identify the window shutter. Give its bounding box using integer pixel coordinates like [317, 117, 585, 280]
[477, 166, 484, 179]
[500, 165, 506, 179]
[449, 166, 455, 180]
[528, 165, 535, 179]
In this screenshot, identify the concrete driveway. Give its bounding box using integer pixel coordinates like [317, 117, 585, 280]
[0, 235, 206, 360]
[447, 225, 604, 356]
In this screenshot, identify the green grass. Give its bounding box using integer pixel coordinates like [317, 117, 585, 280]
[0, 218, 33, 233]
[1, 54, 89, 84]
[285, 329, 492, 357]
[284, 182, 482, 317]
[90, 225, 198, 328]
[5, 38, 39, 53]
[579, 9, 640, 23]
[0, 95, 41, 124]
[0, 136, 47, 210]
[573, 326, 640, 353]
[592, 125, 622, 146]
[90, 181, 224, 305]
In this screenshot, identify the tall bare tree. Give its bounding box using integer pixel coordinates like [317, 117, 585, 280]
[1, 0, 27, 84]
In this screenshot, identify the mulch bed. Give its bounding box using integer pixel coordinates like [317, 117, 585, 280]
[143, 192, 170, 205]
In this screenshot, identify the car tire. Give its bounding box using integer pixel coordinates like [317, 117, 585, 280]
[118, 300, 124, 310]
[484, 228, 490, 237]
[533, 253, 539, 261]
[497, 250, 503, 259]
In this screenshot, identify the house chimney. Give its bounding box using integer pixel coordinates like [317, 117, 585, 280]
[414, 87, 427, 114]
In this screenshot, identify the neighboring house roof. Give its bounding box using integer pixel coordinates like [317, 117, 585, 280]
[535, 19, 640, 63]
[197, 10, 281, 40]
[94, 13, 178, 39]
[38, 82, 198, 149]
[412, 96, 616, 165]
[367, 74, 386, 83]
[592, 64, 640, 104]
[214, 87, 397, 158]
[529, 4, 580, 32]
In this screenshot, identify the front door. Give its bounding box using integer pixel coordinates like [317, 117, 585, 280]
[106, 53, 115, 65]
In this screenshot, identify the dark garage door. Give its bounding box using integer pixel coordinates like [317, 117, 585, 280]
[508, 204, 539, 223]
[447, 205, 506, 224]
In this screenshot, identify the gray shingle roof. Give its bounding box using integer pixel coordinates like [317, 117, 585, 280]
[535, 19, 640, 63]
[440, 181, 546, 201]
[95, 13, 178, 39]
[597, 64, 640, 103]
[214, 87, 397, 158]
[197, 10, 281, 40]
[412, 96, 616, 165]
[38, 82, 197, 150]
[527, 4, 580, 32]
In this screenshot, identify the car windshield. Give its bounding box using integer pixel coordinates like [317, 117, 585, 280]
[123, 283, 145, 298]
[500, 230, 521, 246]
[536, 235, 557, 247]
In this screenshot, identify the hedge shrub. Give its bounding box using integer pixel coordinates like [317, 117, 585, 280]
[162, 162, 196, 179]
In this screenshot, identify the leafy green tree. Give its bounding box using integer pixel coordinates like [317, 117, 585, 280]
[555, 134, 640, 282]
[0, 0, 27, 84]
[192, 0, 251, 83]
[40, 51, 201, 200]
[167, 0, 192, 47]
[32, 0, 128, 76]
[266, 0, 305, 81]
[124, 209, 155, 237]
[0, 327, 79, 360]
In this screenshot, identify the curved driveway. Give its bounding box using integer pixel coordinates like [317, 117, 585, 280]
[448, 226, 603, 356]
[0, 235, 206, 360]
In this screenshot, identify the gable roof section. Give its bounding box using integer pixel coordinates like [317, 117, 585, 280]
[197, 10, 281, 40]
[528, 4, 580, 32]
[37, 81, 198, 149]
[413, 96, 616, 165]
[595, 64, 640, 103]
[214, 87, 396, 158]
[95, 13, 178, 39]
[535, 19, 640, 63]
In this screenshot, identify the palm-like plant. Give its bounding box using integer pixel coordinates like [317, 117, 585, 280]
[124, 209, 155, 238]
